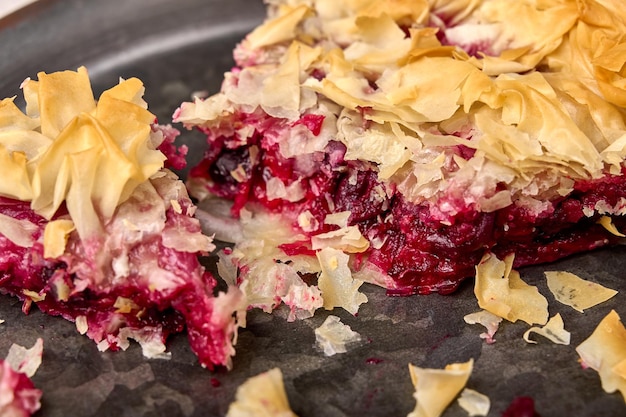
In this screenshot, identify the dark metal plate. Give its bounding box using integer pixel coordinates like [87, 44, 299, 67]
[0, 1, 624, 416]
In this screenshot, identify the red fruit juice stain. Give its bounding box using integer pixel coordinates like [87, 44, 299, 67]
[501, 396, 541, 417]
[363, 387, 383, 411]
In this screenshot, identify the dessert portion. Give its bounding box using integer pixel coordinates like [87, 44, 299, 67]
[0, 67, 244, 369]
[175, 0, 626, 315]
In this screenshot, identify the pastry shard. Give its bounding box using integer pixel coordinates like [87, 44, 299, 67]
[457, 388, 490, 417]
[463, 309, 502, 344]
[0, 67, 245, 370]
[176, 0, 626, 314]
[314, 314, 362, 356]
[576, 310, 626, 402]
[408, 359, 474, 417]
[545, 270, 618, 313]
[474, 253, 549, 326]
[226, 368, 298, 417]
[523, 313, 571, 346]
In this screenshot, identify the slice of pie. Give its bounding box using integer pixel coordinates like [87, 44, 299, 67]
[0, 67, 244, 369]
[174, 0, 626, 317]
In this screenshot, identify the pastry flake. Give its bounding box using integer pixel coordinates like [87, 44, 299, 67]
[408, 359, 474, 417]
[474, 253, 549, 325]
[576, 310, 626, 402]
[457, 388, 490, 417]
[545, 270, 618, 313]
[226, 368, 298, 417]
[523, 313, 571, 346]
[463, 309, 502, 344]
[314, 314, 362, 356]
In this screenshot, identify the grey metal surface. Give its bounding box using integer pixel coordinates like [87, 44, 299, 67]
[0, 1, 624, 416]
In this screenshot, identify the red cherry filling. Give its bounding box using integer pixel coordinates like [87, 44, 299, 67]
[190, 115, 626, 295]
[0, 196, 232, 370]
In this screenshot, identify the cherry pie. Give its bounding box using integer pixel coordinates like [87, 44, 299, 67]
[0, 67, 244, 369]
[175, 0, 626, 316]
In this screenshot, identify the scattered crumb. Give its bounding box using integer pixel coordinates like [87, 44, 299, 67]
[226, 368, 298, 417]
[457, 388, 490, 417]
[463, 310, 502, 344]
[314, 315, 362, 356]
[545, 271, 618, 313]
[317, 248, 368, 315]
[6, 338, 43, 378]
[523, 314, 571, 345]
[474, 253, 548, 325]
[407, 359, 474, 417]
[576, 310, 626, 401]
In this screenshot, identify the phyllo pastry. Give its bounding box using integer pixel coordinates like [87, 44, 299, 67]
[0, 67, 244, 369]
[175, 0, 626, 317]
